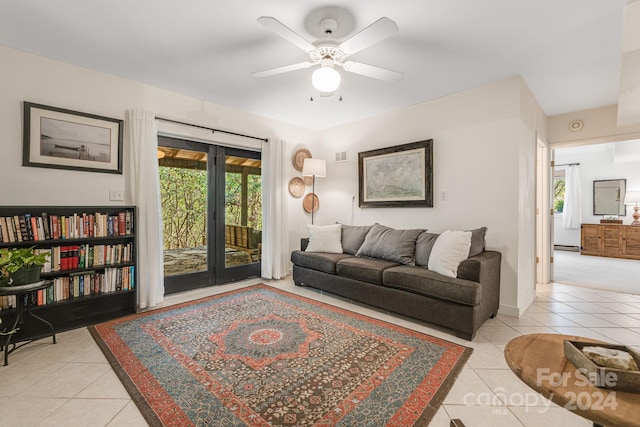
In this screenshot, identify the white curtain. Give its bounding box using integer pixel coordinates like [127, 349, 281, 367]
[562, 165, 581, 229]
[261, 138, 289, 279]
[124, 110, 164, 309]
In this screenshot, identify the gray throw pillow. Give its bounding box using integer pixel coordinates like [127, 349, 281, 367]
[356, 224, 424, 265]
[415, 232, 439, 267]
[468, 227, 487, 257]
[339, 223, 374, 255]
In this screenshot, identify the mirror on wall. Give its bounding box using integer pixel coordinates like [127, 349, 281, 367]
[593, 179, 627, 216]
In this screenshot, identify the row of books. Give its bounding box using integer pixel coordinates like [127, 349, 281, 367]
[0, 211, 134, 243]
[0, 266, 135, 310]
[35, 243, 133, 272]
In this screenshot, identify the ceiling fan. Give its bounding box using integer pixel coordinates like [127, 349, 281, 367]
[252, 15, 403, 93]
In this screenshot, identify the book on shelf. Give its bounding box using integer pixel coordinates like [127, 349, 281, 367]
[71, 245, 79, 269]
[51, 215, 59, 240]
[42, 212, 51, 240]
[59, 246, 69, 270]
[24, 213, 34, 240]
[3, 217, 13, 243]
[35, 248, 52, 273]
[13, 216, 22, 242]
[30, 216, 40, 241]
[0, 217, 9, 243]
[125, 211, 133, 234]
[37, 217, 46, 241]
[118, 212, 126, 236]
[19, 215, 29, 241]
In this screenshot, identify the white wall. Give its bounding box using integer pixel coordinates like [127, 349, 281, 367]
[0, 46, 315, 254]
[294, 77, 546, 316]
[554, 142, 640, 246]
[1, 46, 547, 316]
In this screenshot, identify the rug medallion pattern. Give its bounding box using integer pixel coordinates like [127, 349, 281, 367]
[91, 285, 471, 426]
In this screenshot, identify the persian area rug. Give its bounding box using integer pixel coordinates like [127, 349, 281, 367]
[89, 284, 472, 426]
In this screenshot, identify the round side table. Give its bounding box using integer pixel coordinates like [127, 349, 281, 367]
[505, 334, 640, 427]
[0, 280, 56, 365]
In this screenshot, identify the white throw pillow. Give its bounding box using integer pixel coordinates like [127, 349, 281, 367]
[427, 230, 472, 278]
[305, 224, 343, 253]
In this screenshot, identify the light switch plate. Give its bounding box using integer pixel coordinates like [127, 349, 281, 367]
[109, 189, 124, 201]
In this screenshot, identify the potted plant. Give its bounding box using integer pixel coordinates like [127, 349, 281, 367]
[0, 247, 49, 287]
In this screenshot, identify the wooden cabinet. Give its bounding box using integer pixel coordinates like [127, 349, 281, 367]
[626, 227, 640, 257]
[0, 206, 136, 341]
[580, 223, 640, 260]
[580, 224, 601, 253]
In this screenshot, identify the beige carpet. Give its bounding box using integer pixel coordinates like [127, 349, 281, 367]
[553, 250, 640, 294]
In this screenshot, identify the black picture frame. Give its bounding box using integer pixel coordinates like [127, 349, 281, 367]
[23, 102, 123, 174]
[358, 139, 433, 208]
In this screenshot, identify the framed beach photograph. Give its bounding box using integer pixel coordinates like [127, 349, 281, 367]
[23, 102, 123, 174]
[358, 139, 433, 207]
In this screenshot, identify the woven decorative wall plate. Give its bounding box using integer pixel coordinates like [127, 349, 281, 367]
[303, 193, 319, 213]
[288, 177, 305, 198]
[292, 148, 312, 172]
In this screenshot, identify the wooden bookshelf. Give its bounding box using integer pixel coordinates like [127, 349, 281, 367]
[0, 206, 136, 341]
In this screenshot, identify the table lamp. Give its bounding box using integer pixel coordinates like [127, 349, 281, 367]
[625, 190, 640, 225]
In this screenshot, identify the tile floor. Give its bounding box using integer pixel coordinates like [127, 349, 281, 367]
[2, 277, 640, 426]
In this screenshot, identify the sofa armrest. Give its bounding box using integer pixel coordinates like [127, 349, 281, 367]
[301, 238, 309, 251]
[458, 250, 501, 320]
[457, 251, 501, 285]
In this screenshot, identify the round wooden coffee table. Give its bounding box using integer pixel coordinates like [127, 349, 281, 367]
[504, 334, 640, 427]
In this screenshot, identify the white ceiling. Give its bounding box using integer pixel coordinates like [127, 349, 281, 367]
[557, 139, 640, 163]
[0, 0, 629, 130]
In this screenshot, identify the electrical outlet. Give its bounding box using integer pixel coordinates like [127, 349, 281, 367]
[440, 191, 448, 201]
[109, 189, 124, 201]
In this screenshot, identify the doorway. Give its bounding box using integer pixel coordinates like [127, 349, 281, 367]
[157, 136, 261, 294]
[552, 140, 640, 294]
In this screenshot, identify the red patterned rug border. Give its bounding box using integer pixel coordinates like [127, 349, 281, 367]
[89, 283, 472, 426]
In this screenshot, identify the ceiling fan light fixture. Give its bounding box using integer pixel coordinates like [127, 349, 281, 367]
[312, 65, 341, 92]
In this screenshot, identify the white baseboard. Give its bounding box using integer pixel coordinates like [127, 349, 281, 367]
[498, 287, 536, 318]
[498, 304, 521, 317]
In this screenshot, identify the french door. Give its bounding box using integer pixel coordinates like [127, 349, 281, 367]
[158, 136, 261, 294]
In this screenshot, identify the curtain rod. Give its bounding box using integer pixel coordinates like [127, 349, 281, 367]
[555, 162, 580, 167]
[156, 116, 268, 143]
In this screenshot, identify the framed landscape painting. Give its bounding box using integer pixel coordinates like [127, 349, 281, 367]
[23, 102, 123, 174]
[358, 139, 433, 207]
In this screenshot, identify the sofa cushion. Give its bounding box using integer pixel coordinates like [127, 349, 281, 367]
[415, 232, 439, 267]
[291, 250, 354, 275]
[415, 227, 487, 266]
[305, 224, 343, 253]
[383, 265, 480, 306]
[355, 224, 423, 265]
[468, 227, 487, 257]
[428, 230, 472, 277]
[340, 223, 374, 255]
[336, 257, 399, 285]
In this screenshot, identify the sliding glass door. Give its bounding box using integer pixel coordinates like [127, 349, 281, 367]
[217, 149, 262, 282]
[158, 137, 261, 294]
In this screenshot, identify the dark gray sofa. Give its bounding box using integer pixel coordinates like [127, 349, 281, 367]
[290, 225, 501, 340]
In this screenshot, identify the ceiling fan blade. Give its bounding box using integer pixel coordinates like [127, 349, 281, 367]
[251, 62, 313, 78]
[257, 16, 316, 53]
[342, 61, 404, 83]
[339, 17, 399, 56]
